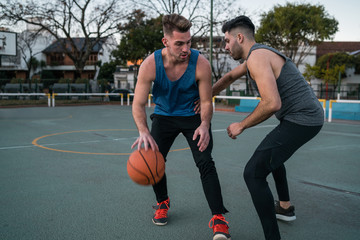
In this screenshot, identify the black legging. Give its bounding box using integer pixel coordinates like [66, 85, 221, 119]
[243, 120, 322, 240]
[150, 113, 228, 215]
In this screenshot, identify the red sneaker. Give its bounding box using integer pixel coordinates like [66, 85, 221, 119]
[209, 214, 231, 240]
[152, 198, 170, 226]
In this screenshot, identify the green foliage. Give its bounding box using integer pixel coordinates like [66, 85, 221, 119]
[75, 78, 89, 84]
[40, 60, 47, 68]
[29, 57, 40, 71]
[256, 2, 338, 65]
[303, 64, 321, 82]
[10, 78, 24, 83]
[98, 61, 119, 80]
[256, 3, 338, 44]
[321, 64, 345, 84]
[354, 55, 360, 74]
[0, 71, 15, 80]
[303, 52, 351, 85]
[41, 70, 56, 80]
[0, 0, 127, 76]
[97, 78, 110, 93]
[112, 10, 163, 64]
[316, 52, 355, 70]
[58, 78, 73, 83]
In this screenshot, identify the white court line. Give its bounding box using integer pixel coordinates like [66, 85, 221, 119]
[1, 126, 276, 151]
[321, 131, 360, 138]
[0, 145, 35, 150]
[212, 125, 276, 132]
[308, 144, 359, 151]
[214, 126, 360, 138]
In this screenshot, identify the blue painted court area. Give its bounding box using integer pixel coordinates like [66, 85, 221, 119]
[0, 105, 359, 240]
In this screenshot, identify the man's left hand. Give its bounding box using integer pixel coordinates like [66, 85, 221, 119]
[193, 125, 210, 152]
[227, 122, 244, 139]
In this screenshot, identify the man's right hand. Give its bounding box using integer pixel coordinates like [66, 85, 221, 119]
[194, 99, 201, 114]
[131, 132, 159, 152]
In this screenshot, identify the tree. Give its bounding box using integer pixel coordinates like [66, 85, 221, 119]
[132, 0, 202, 19]
[130, 0, 245, 37]
[354, 55, 360, 74]
[316, 52, 356, 72]
[256, 3, 338, 67]
[194, 37, 232, 82]
[303, 64, 321, 82]
[18, 30, 50, 79]
[110, 10, 164, 86]
[130, 0, 203, 36]
[97, 61, 118, 80]
[0, 0, 128, 76]
[112, 10, 163, 67]
[304, 52, 352, 87]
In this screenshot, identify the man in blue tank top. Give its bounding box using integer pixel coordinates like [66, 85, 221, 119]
[131, 14, 231, 240]
[208, 16, 324, 240]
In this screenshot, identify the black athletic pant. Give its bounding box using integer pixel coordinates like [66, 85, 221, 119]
[243, 120, 322, 240]
[150, 113, 228, 215]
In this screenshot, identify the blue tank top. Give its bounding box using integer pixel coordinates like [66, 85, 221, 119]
[152, 48, 200, 116]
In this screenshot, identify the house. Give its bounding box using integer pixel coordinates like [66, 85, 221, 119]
[1, 21, 116, 81]
[0, 23, 56, 81]
[311, 42, 360, 99]
[113, 65, 138, 90]
[42, 37, 116, 80]
[316, 41, 360, 59]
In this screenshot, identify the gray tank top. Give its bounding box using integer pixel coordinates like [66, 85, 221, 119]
[247, 43, 324, 126]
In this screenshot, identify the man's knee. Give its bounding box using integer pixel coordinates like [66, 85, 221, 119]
[243, 150, 272, 183]
[196, 157, 216, 174]
[243, 160, 255, 186]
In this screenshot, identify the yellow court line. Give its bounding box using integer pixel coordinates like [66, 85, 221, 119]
[170, 147, 191, 152]
[32, 129, 190, 155]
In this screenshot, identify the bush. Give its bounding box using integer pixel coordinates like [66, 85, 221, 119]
[75, 78, 89, 84]
[58, 78, 72, 83]
[10, 78, 24, 84]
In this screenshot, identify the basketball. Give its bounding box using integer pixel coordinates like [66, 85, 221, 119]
[127, 148, 165, 185]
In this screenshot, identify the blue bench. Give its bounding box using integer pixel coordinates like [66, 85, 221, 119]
[329, 101, 360, 121]
[235, 99, 260, 112]
[235, 99, 360, 121]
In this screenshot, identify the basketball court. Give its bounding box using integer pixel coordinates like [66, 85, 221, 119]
[1, 105, 359, 240]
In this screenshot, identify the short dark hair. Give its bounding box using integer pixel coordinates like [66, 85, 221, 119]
[162, 14, 192, 36]
[222, 15, 255, 38]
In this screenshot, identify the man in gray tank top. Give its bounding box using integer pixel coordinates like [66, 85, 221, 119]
[209, 15, 324, 240]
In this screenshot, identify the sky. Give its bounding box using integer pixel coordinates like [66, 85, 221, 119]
[2, 0, 359, 42]
[240, 0, 360, 41]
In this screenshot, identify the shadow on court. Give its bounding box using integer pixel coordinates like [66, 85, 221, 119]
[0, 105, 359, 240]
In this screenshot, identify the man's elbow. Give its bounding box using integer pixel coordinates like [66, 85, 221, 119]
[132, 99, 146, 111]
[270, 100, 281, 113]
[263, 98, 281, 113]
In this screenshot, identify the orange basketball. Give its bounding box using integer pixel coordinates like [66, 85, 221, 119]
[127, 148, 165, 185]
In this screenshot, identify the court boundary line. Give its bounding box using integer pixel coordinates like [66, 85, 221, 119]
[6, 123, 357, 155]
[31, 129, 191, 155]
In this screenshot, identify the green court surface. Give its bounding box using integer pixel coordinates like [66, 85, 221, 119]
[1, 105, 359, 240]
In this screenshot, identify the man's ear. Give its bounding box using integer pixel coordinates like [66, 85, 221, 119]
[237, 33, 243, 43]
[162, 37, 168, 47]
